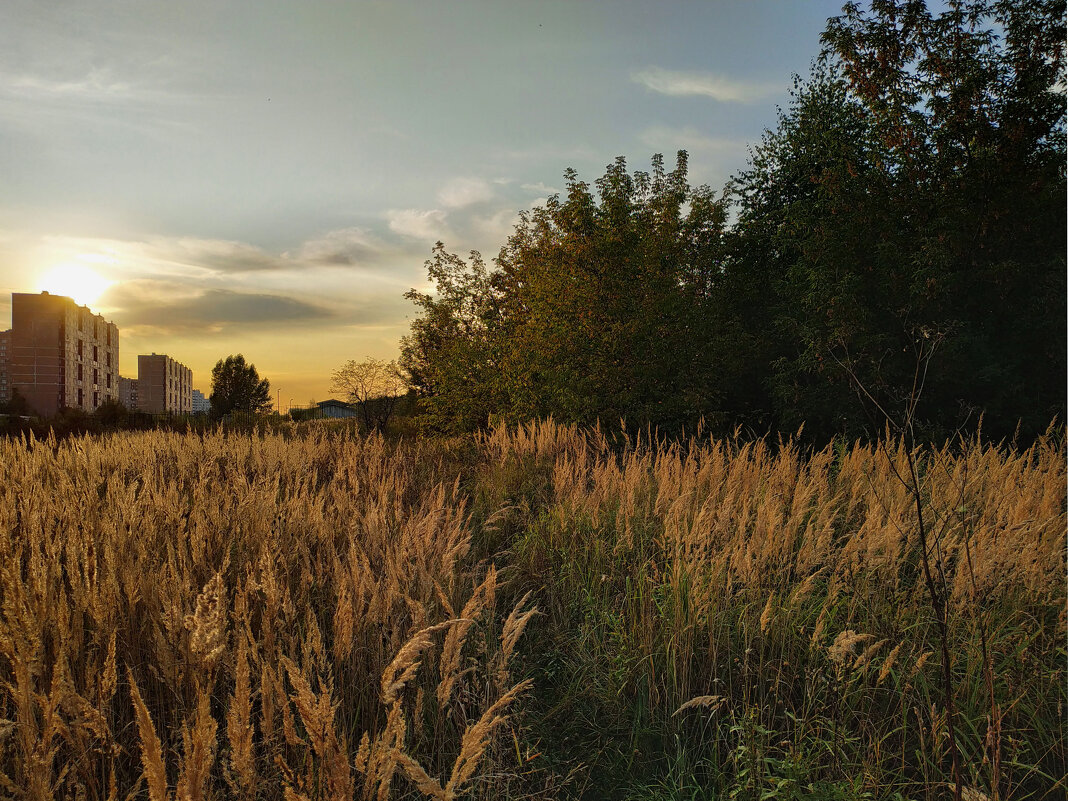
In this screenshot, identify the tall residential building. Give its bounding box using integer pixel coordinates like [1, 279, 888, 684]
[4, 292, 119, 417]
[191, 389, 210, 415]
[0, 329, 10, 404]
[137, 353, 192, 414]
[118, 376, 140, 409]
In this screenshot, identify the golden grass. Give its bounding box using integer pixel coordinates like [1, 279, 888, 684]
[0, 421, 1063, 798]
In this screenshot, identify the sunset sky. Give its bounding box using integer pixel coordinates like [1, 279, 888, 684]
[0, 0, 843, 405]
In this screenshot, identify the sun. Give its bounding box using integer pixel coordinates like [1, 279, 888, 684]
[36, 263, 114, 307]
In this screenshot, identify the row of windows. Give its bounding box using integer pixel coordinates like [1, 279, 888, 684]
[74, 364, 113, 388]
[75, 341, 113, 367]
[78, 316, 114, 346]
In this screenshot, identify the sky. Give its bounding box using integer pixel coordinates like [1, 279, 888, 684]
[0, 0, 845, 406]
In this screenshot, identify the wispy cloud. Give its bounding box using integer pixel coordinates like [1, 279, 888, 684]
[438, 177, 494, 209]
[520, 181, 559, 195]
[103, 283, 334, 335]
[386, 208, 451, 241]
[290, 227, 385, 267]
[470, 208, 521, 248]
[639, 126, 746, 154]
[632, 67, 779, 103]
[0, 68, 141, 102]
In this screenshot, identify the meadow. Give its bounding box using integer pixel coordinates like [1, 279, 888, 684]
[0, 421, 1063, 800]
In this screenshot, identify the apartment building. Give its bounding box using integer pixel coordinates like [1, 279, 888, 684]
[118, 376, 140, 409]
[137, 353, 192, 414]
[0, 329, 10, 404]
[191, 389, 210, 415]
[4, 292, 119, 416]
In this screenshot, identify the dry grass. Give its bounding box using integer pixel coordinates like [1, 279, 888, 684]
[0, 420, 1063, 799]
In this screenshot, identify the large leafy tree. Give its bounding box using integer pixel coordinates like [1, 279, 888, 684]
[209, 354, 271, 418]
[729, 0, 1066, 441]
[401, 153, 730, 433]
[495, 153, 728, 429]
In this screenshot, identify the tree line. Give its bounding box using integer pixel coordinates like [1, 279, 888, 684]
[400, 0, 1065, 444]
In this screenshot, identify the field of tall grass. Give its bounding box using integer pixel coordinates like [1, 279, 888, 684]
[0, 421, 1063, 800]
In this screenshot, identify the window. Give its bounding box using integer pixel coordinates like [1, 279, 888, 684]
[93, 391, 99, 408]
[77, 364, 83, 381]
[107, 374, 112, 389]
[93, 345, 98, 361]
[106, 353, 111, 367]
[77, 388, 83, 406]
[77, 340, 83, 357]
[93, 369, 98, 384]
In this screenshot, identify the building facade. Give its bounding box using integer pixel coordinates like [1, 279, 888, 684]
[118, 376, 140, 410]
[137, 353, 192, 414]
[0, 329, 10, 404]
[5, 292, 119, 417]
[191, 389, 210, 415]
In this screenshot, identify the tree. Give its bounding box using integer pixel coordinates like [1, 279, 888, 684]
[0, 386, 31, 417]
[329, 357, 408, 431]
[209, 355, 271, 418]
[727, 0, 1065, 442]
[400, 245, 505, 433]
[401, 153, 730, 433]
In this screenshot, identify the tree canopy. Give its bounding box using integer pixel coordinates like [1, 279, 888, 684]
[401, 0, 1065, 443]
[209, 355, 272, 418]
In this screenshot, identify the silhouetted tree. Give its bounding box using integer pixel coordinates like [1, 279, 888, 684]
[209, 355, 271, 418]
[330, 357, 408, 431]
[0, 387, 31, 417]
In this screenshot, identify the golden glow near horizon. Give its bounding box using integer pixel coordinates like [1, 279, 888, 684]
[36, 263, 113, 308]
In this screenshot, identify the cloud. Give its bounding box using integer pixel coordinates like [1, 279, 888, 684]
[387, 208, 450, 241]
[103, 283, 333, 334]
[438, 177, 494, 209]
[520, 181, 559, 195]
[470, 208, 521, 248]
[638, 126, 746, 154]
[159, 238, 287, 273]
[631, 67, 778, 103]
[290, 227, 384, 267]
[0, 68, 141, 103]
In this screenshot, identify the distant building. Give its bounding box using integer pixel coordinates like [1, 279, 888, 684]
[191, 389, 210, 415]
[137, 353, 192, 414]
[0, 329, 10, 404]
[315, 399, 358, 419]
[118, 376, 139, 409]
[2, 292, 119, 416]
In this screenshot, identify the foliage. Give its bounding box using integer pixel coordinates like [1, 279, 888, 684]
[330, 357, 409, 431]
[726, 0, 1066, 442]
[401, 245, 509, 433]
[400, 1, 1065, 444]
[401, 154, 729, 434]
[0, 386, 30, 417]
[209, 353, 272, 419]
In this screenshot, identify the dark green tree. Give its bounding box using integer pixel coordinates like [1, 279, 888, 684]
[209, 354, 271, 418]
[727, 0, 1065, 442]
[0, 386, 32, 417]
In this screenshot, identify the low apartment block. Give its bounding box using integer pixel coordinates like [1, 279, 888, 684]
[137, 353, 192, 414]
